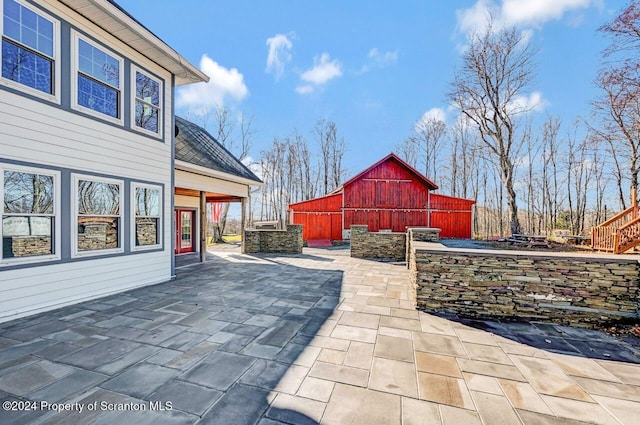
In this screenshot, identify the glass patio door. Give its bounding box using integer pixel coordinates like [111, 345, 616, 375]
[175, 209, 195, 254]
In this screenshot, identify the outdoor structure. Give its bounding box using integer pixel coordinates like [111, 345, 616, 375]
[174, 116, 262, 260]
[592, 189, 640, 254]
[289, 153, 475, 241]
[0, 0, 260, 323]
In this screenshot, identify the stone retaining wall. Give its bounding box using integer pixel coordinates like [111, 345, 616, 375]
[410, 242, 640, 327]
[243, 224, 303, 254]
[350, 225, 406, 261]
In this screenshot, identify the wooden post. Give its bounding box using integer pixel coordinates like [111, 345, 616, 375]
[200, 191, 207, 263]
[633, 188, 638, 220]
[241, 197, 246, 253]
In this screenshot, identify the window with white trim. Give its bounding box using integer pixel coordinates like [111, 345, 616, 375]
[1, 0, 60, 101]
[73, 174, 123, 256]
[132, 183, 161, 250]
[72, 32, 123, 122]
[1, 164, 60, 264]
[132, 66, 162, 136]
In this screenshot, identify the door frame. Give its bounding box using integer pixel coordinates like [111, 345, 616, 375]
[175, 208, 196, 254]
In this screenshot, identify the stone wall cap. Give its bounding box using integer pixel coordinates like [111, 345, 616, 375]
[411, 242, 640, 263]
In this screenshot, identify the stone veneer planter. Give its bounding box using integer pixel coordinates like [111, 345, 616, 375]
[243, 224, 303, 254]
[410, 242, 640, 327]
[350, 225, 407, 261]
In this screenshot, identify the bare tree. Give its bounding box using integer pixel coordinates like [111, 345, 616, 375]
[593, 1, 640, 208]
[315, 119, 346, 194]
[448, 20, 536, 234]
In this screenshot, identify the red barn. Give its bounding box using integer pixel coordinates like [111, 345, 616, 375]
[289, 153, 475, 240]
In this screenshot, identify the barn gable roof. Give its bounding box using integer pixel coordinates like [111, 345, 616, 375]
[341, 153, 438, 191]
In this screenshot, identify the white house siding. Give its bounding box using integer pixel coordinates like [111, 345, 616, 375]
[0, 0, 176, 323]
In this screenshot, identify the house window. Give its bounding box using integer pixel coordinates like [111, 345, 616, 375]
[73, 32, 122, 122]
[132, 66, 162, 135]
[1, 0, 59, 100]
[73, 175, 123, 256]
[1, 164, 59, 264]
[132, 183, 161, 249]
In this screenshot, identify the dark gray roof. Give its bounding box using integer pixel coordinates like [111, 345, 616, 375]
[175, 116, 262, 184]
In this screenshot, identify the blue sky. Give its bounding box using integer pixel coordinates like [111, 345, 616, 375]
[117, 0, 616, 175]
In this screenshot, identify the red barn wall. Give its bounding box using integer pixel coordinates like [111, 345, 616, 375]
[289, 155, 475, 240]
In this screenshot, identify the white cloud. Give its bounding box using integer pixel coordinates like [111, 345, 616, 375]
[296, 53, 342, 94]
[368, 48, 398, 66]
[177, 54, 248, 113]
[266, 33, 293, 80]
[508, 91, 547, 113]
[457, 0, 593, 35]
[414, 108, 447, 132]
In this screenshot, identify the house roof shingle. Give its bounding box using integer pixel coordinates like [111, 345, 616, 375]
[175, 116, 262, 184]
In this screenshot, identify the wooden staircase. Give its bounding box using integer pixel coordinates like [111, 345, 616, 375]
[592, 204, 640, 254]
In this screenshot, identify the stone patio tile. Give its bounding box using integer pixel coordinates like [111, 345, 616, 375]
[239, 359, 290, 390]
[297, 377, 335, 402]
[353, 304, 391, 316]
[510, 356, 593, 402]
[378, 326, 412, 339]
[100, 363, 179, 398]
[267, 393, 326, 425]
[439, 405, 482, 425]
[498, 379, 553, 415]
[276, 343, 320, 367]
[457, 358, 527, 382]
[379, 316, 421, 332]
[472, 391, 523, 424]
[0, 340, 55, 369]
[595, 360, 640, 386]
[218, 334, 254, 353]
[309, 362, 369, 387]
[573, 376, 640, 403]
[402, 397, 441, 425]
[258, 320, 304, 347]
[462, 342, 512, 365]
[221, 322, 266, 337]
[316, 319, 338, 337]
[541, 395, 619, 425]
[500, 343, 548, 358]
[141, 348, 183, 366]
[417, 372, 474, 409]
[592, 395, 640, 425]
[549, 353, 621, 382]
[516, 409, 594, 425]
[274, 364, 309, 394]
[173, 310, 212, 327]
[343, 341, 374, 370]
[181, 351, 255, 390]
[59, 338, 143, 369]
[0, 359, 75, 396]
[0, 394, 48, 425]
[33, 342, 82, 361]
[159, 331, 209, 351]
[2, 320, 70, 341]
[365, 297, 400, 308]
[149, 380, 222, 416]
[88, 408, 197, 425]
[317, 348, 346, 365]
[206, 331, 235, 344]
[515, 334, 581, 355]
[338, 311, 380, 330]
[390, 308, 419, 320]
[463, 372, 502, 395]
[369, 357, 418, 397]
[189, 319, 230, 335]
[35, 388, 129, 425]
[194, 383, 270, 425]
[374, 335, 414, 363]
[456, 328, 499, 346]
[413, 333, 466, 357]
[240, 342, 283, 359]
[30, 369, 107, 403]
[95, 344, 159, 375]
[419, 315, 457, 336]
[322, 384, 401, 425]
[330, 325, 377, 343]
[245, 314, 280, 328]
[416, 352, 462, 378]
[308, 335, 354, 351]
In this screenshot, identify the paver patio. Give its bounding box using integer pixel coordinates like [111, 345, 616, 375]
[0, 247, 639, 424]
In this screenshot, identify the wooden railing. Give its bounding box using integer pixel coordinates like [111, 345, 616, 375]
[592, 205, 640, 253]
